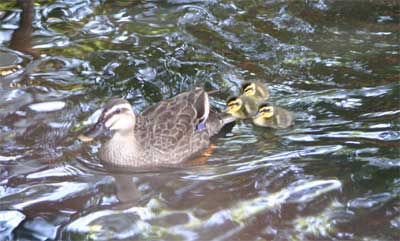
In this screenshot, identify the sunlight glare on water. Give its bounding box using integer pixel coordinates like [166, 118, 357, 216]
[0, 0, 399, 240]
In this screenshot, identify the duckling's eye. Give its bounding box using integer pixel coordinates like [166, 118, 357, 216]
[115, 108, 121, 114]
[228, 103, 235, 107]
[244, 87, 253, 94]
[243, 85, 255, 95]
[260, 108, 271, 113]
[228, 102, 238, 108]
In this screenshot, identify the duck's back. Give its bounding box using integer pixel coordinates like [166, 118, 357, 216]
[135, 89, 212, 165]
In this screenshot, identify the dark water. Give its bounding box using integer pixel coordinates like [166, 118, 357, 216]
[0, 0, 399, 240]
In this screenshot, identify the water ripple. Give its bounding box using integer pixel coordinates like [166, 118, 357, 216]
[183, 145, 343, 181]
[348, 192, 393, 210]
[0, 0, 399, 240]
[28, 101, 66, 112]
[83, 16, 115, 36]
[0, 210, 25, 241]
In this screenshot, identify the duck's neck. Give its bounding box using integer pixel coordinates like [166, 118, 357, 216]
[100, 130, 144, 167]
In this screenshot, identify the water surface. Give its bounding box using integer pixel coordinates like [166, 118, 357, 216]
[0, 0, 399, 240]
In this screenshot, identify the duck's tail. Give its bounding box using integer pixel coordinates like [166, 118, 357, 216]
[207, 86, 233, 96]
[206, 110, 237, 136]
[218, 112, 237, 126]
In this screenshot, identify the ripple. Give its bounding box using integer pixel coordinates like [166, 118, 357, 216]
[0, 154, 23, 162]
[24, 216, 58, 240]
[28, 101, 66, 112]
[1, 178, 111, 210]
[1, 0, 399, 240]
[292, 200, 352, 240]
[0, 210, 26, 241]
[324, 130, 400, 141]
[65, 208, 151, 240]
[183, 145, 343, 181]
[64, 198, 169, 240]
[360, 110, 400, 119]
[285, 180, 342, 203]
[33, 35, 71, 49]
[359, 157, 400, 168]
[83, 16, 115, 35]
[347, 192, 393, 210]
[64, 178, 341, 240]
[269, 7, 315, 33]
[25, 163, 88, 179]
[287, 130, 400, 144]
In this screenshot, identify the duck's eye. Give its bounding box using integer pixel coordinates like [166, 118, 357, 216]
[115, 108, 121, 114]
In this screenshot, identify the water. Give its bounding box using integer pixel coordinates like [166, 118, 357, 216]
[0, 0, 399, 240]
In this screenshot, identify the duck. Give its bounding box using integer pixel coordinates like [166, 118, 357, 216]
[225, 95, 261, 119]
[78, 88, 236, 168]
[252, 103, 294, 129]
[240, 81, 270, 102]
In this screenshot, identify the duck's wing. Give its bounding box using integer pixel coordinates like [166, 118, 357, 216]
[140, 88, 212, 164]
[141, 88, 209, 121]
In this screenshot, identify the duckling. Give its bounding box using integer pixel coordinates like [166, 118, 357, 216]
[78, 88, 235, 168]
[240, 81, 270, 102]
[225, 95, 260, 119]
[225, 81, 269, 119]
[252, 103, 294, 129]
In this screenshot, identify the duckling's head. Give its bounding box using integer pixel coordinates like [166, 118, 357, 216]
[242, 82, 257, 96]
[225, 96, 243, 115]
[241, 81, 269, 99]
[78, 98, 135, 142]
[255, 103, 275, 119]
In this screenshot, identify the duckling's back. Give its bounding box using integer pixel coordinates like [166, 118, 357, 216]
[274, 107, 294, 129]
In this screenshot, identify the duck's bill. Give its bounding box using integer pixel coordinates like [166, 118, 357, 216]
[77, 134, 94, 142]
[78, 122, 106, 142]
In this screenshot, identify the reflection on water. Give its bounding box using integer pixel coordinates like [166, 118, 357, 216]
[0, 0, 399, 240]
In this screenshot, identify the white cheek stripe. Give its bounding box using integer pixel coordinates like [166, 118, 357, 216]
[105, 114, 119, 128]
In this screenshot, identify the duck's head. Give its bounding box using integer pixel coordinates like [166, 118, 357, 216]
[255, 103, 275, 120]
[225, 96, 243, 115]
[78, 98, 135, 142]
[241, 81, 269, 99]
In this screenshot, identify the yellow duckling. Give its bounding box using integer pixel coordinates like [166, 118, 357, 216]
[252, 103, 294, 129]
[241, 81, 270, 102]
[225, 95, 259, 119]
